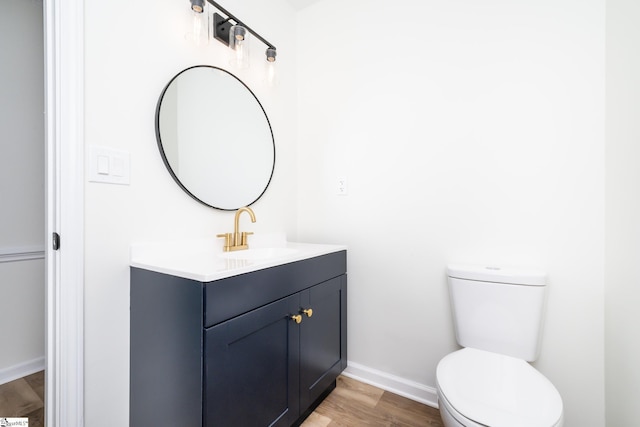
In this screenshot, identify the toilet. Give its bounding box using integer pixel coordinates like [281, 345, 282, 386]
[436, 265, 564, 427]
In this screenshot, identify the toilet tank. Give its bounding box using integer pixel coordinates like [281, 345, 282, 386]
[447, 265, 547, 362]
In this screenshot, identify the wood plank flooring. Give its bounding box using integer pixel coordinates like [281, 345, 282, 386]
[0, 370, 44, 427]
[303, 376, 445, 427]
[0, 372, 443, 427]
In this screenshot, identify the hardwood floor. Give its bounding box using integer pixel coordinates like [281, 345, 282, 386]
[0, 372, 443, 427]
[0, 371, 44, 427]
[304, 376, 445, 427]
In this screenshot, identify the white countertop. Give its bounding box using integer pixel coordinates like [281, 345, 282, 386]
[130, 234, 346, 282]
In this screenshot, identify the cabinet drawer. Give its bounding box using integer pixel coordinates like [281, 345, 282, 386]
[204, 251, 346, 328]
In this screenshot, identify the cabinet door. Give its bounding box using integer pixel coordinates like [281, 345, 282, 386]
[299, 275, 347, 412]
[204, 294, 301, 427]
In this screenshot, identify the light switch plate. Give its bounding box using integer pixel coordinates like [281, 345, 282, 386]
[88, 145, 130, 185]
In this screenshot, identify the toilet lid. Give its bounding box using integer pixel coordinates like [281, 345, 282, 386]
[437, 348, 563, 427]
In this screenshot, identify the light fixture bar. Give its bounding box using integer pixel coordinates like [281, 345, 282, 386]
[206, 0, 276, 51]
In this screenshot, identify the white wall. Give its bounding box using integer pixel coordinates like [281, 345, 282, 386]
[296, 1, 605, 425]
[82, 0, 298, 424]
[605, 0, 640, 425]
[0, 0, 45, 379]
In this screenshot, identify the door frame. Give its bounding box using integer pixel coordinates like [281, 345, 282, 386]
[44, 0, 85, 425]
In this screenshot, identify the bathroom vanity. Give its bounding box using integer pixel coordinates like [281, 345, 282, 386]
[129, 240, 347, 427]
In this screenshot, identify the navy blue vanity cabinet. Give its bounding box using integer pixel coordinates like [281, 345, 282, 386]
[130, 250, 347, 427]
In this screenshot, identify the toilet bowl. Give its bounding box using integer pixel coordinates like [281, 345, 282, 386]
[438, 265, 564, 427]
[436, 348, 563, 427]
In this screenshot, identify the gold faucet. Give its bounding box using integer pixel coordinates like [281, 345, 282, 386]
[217, 207, 256, 252]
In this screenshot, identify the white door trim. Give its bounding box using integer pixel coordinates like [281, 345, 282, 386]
[44, 0, 85, 426]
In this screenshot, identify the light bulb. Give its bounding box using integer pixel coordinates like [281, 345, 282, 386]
[188, 4, 207, 46]
[266, 61, 277, 87]
[234, 40, 247, 68]
[192, 11, 204, 45]
[230, 25, 250, 69]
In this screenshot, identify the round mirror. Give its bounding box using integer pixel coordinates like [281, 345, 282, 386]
[155, 65, 275, 210]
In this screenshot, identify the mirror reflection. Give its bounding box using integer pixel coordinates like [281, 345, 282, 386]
[156, 65, 275, 210]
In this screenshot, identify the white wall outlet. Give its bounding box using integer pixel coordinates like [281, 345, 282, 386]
[337, 177, 348, 195]
[88, 145, 130, 185]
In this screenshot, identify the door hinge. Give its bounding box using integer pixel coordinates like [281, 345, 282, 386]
[52, 232, 60, 251]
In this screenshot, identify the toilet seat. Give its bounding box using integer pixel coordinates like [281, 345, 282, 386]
[437, 348, 563, 427]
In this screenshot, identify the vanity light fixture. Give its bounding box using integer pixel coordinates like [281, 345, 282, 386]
[266, 48, 276, 62]
[230, 25, 246, 42]
[190, 0, 205, 13]
[189, 0, 207, 46]
[229, 24, 249, 68]
[189, 0, 277, 63]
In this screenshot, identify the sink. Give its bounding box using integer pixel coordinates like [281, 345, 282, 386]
[217, 247, 299, 261]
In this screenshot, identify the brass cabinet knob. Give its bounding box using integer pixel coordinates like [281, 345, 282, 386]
[291, 314, 302, 324]
[302, 308, 313, 318]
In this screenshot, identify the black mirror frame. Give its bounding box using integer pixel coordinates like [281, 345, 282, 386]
[154, 65, 276, 211]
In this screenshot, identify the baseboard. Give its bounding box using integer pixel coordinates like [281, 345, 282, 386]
[0, 356, 45, 386]
[343, 361, 439, 409]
